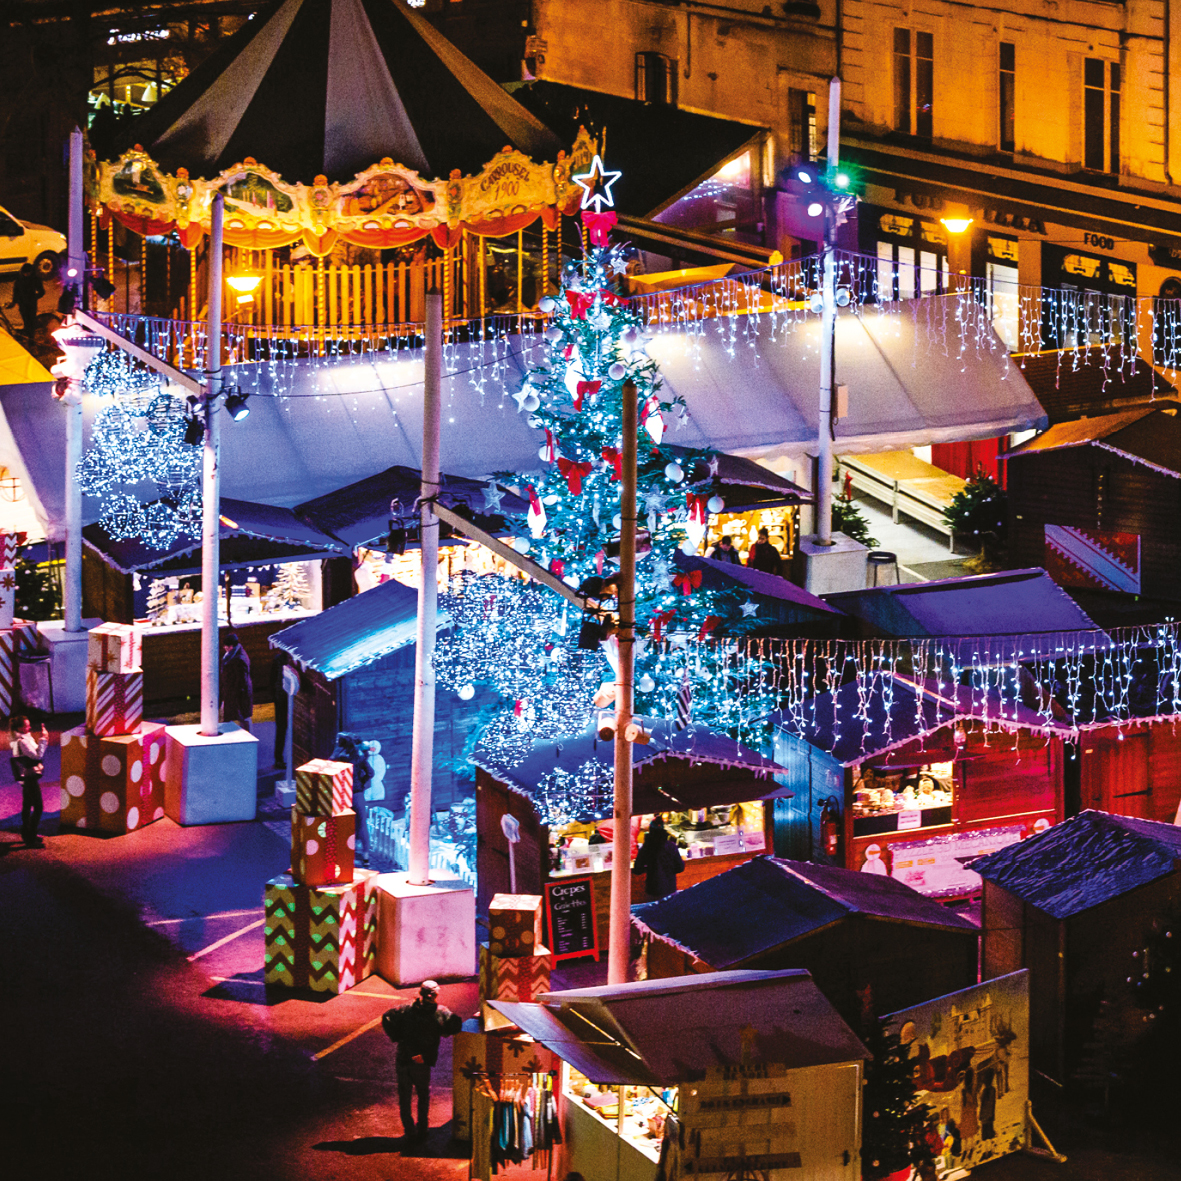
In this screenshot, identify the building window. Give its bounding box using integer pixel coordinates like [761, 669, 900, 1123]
[1042, 242, 1135, 348]
[869, 212, 950, 301]
[789, 89, 817, 161]
[635, 51, 676, 106]
[1084, 58, 1120, 173]
[999, 42, 1015, 152]
[986, 236, 1019, 349]
[894, 29, 934, 138]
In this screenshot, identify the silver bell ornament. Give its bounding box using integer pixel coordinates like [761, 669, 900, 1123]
[608, 362, 626, 380]
[664, 462, 684, 483]
[707, 494, 725, 514]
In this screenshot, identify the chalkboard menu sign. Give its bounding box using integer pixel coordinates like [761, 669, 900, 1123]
[544, 877, 600, 963]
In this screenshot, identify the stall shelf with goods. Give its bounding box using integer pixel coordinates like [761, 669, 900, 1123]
[473, 718, 791, 923]
[974, 809, 1181, 1084]
[770, 675, 1064, 898]
[633, 855, 977, 1027]
[489, 969, 868, 1181]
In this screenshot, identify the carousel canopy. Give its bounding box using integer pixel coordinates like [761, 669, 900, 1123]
[110, 0, 561, 183]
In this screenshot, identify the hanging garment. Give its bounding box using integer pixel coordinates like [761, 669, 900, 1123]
[656, 1113, 684, 1181]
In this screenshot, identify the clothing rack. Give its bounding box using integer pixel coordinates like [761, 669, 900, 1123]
[468, 1069, 559, 1181]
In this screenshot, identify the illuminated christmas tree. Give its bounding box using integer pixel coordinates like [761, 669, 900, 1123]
[145, 578, 169, 624]
[267, 563, 310, 610]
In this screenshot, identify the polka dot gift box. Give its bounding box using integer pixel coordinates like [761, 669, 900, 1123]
[290, 809, 356, 887]
[60, 722, 167, 834]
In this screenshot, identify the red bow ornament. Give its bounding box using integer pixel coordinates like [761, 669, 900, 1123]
[550, 559, 566, 579]
[673, 569, 703, 596]
[651, 608, 677, 643]
[574, 380, 601, 412]
[566, 290, 594, 320]
[540, 429, 558, 464]
[556, 457, 594, 495]
[698, 614, 722, 640]
[602, 447, 622, 480]
[525, 484, 547, 536]
[582, 210, 617, 247]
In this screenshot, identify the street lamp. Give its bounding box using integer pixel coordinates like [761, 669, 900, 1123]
[940, 202, 974, 235]
[226, 273, 263, 305]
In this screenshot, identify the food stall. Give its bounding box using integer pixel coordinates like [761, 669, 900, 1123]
[474, 719, 791, 925]
[489, 969, 868, 1181]
[771, 675, 1064, 899]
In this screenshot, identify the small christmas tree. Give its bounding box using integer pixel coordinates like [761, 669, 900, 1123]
[860, 1017, 935, 1181]
[145, 578, 169, 624]
[267, 563, 310, 610]
[943, 469, 1007, 563]
[832, 490, 880, 548]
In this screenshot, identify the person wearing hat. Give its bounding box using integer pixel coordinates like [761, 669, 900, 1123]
[382, 980, 462, 1143]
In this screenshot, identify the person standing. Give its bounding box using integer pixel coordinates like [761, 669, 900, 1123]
[746, 527, 782, 575]
[271, 649, 289, 768]
[6, 263, 44, 340]
[382, 981, 462, 1143]
[707, 535, 742, 564]
[11, 715, 48, 847]
[219, 632, 253, 732]
[631, 816, 685, 900]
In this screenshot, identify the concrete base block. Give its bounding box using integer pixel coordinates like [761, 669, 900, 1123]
[164, 722, 258, 826]
[37, 618, 102, 713]
[374, 872, 476, 986]
[794, 532, 870, 595]
[275, 780, 297, 807]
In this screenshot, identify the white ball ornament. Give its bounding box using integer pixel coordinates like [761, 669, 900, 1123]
[523, 392, 540, 412]
[612, 513, 622, 529]
[707, 495, 725, 514]
[680, 539, 697, 554]
[664, 462, 684, 483]
[458, 684, 475, 701]
[638, 674, 656, 693]
[608, 362, 626, 380]
[544, 325, 562, 342]
[539, 296, 556, 313]
[512, 537, 531, 553]
[621, 327, 638, 346]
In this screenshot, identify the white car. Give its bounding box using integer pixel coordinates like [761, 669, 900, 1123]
[0, 205, 66, 279]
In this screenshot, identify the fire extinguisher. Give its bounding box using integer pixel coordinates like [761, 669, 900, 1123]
[820, 796, 842, 859]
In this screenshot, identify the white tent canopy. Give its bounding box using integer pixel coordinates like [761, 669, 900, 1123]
[0, 301, 1045, 537]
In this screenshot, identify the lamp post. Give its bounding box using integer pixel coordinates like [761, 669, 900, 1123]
[816, 78, 842, 544]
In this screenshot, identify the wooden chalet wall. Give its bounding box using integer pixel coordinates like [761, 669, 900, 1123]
[83, 548, 132, 624]
[1007, 445, 1181, 600]
[770, 733, 846, 865]
[1079, 722, 1181, 823]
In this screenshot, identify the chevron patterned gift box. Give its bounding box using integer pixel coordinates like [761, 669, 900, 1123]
[294, 758, 353, 815]
[88, 622, 142, 674]
[264, 869, 377, 994]
[85, 668, 143, 737]
[0, 531, 25, 567]
[291, 809, 356, 887]
[59, 722, 167, 834]
[479, 942, 551, 1032]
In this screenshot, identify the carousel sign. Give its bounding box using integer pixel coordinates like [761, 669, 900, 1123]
[90, 127, 598, 254]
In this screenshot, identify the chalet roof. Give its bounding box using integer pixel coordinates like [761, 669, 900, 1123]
[825, 568, 1097, 640]
[109, 0, 561, 182]
[1012, 350, 1176, 424]
[489, 969, 868, 1085]
[1003, 405, 1181, 478]
[973, 809, 1181, 919]
[672, 552, 840, 617]
[269, 573, 438, 677]
[632, 855, 977, 971]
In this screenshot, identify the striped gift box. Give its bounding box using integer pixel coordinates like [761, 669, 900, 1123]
[290, 808, 356, 887]
[88, 623, 142, 674]
[0, 619, 39, 718]
[0, 568, 15, 630]
[85, 668, 143, 737]
[264, 870, 377, 993]
[294, 758, 353, 815]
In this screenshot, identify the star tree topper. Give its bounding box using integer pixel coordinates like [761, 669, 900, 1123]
[573, 155, 622, 212]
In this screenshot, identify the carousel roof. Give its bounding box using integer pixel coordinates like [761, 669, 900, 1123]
[110, 0, 561, 182]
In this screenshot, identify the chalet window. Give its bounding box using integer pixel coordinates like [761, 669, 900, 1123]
[852, 762, 955, 837]
[893, 28, 933, 138]
[999, 42, 1015, 152]
[1084, 57, 1120, 173]
[635, 51, 676, 106]
[788, 88, 818, 161]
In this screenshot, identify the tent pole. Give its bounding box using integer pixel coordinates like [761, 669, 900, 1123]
[199, 193, 224, 737]
[408, 289, 443, 886]
[816, 76, 841, 545]
[609, 380, 638, 985]
[63, 127, 84, 633]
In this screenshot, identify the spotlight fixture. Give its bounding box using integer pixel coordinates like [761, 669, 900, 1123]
[796, 169, 814, 184]
[835, 286, 852, 307]
[183, 414, 204, 445]
[807, 201, 824, 217]
[224, 389, 251, 421]
[90, 274, 116, 300]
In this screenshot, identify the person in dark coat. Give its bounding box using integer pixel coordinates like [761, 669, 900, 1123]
[219, 632, 253, 732]
[383, 980, 462, 1142]
[707, 535, 742, 564]
[632, 816, 684, 899]
[10, 715, 48, 847]
[6, 263, 44, 339]
[746, 528, 782, 575]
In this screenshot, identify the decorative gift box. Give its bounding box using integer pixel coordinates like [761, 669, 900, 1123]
[294, 758, 353, 816]
[0, 619, 38, 717]
[264, 869, 377, 994]
[291, 808, 356, 887]
[88, 622, 141, 674]
[0, 568, 15, 630]
[452, 1023, 559, 1141]
[487, 892, 544, 958]
[0, 531, 25, 567]
[59, 722, 167, 834]
[85, 668, 143, 737]
[479, 942, 551, 1031]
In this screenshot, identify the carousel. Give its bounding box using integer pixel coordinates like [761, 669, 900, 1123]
[86, 0, 596, 346]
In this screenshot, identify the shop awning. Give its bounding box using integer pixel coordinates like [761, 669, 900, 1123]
[663, 445, 813, 508]
[0, 332, 56, 540]
[473, 718, 790, 815]
[269, 572, 448, 678]
[489, 969, 868, 1086]
[632, 856, 978, 972]
[82, 496, 350, 575]
[672, 551, 839, 623]
[294, 465, 527, 550]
